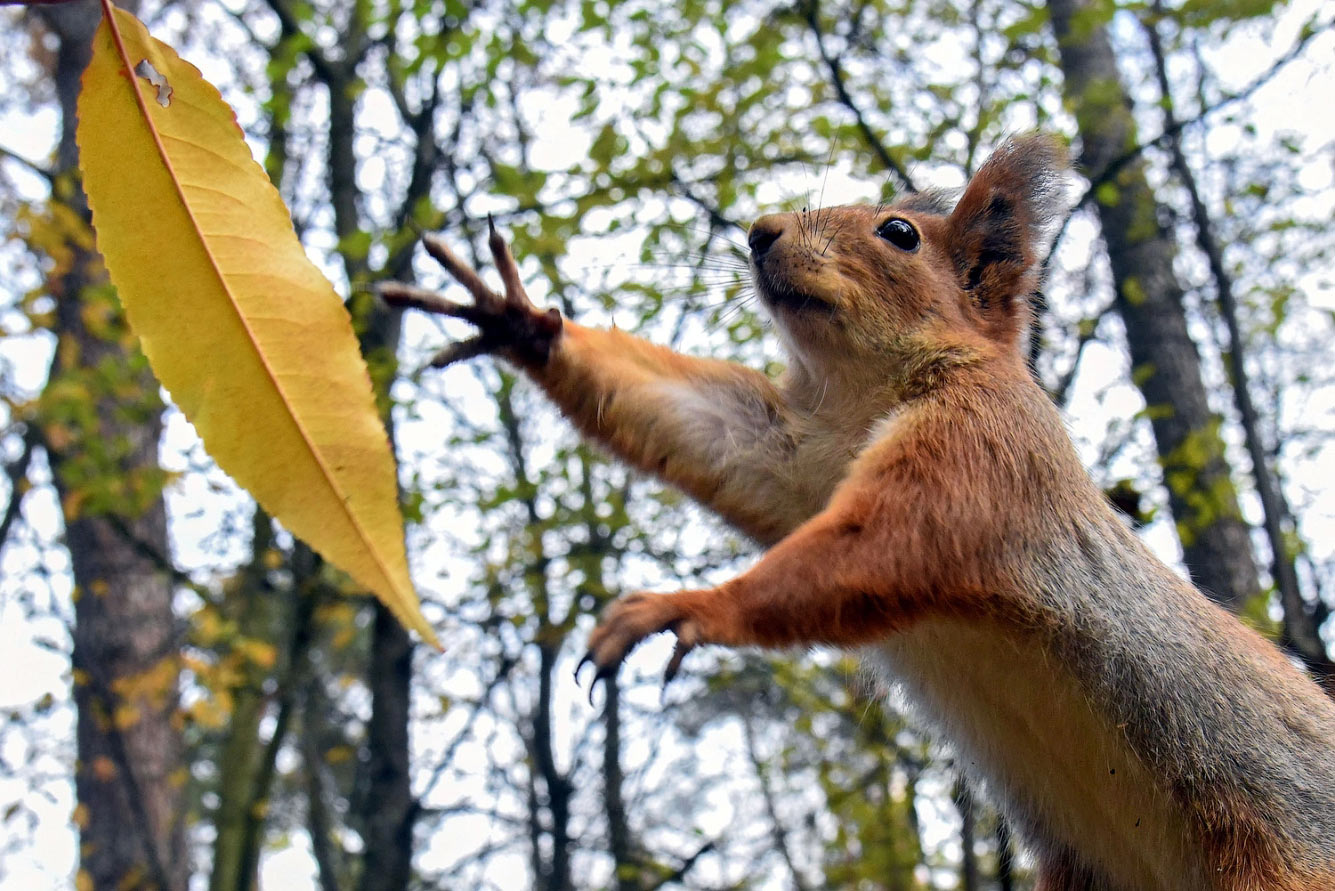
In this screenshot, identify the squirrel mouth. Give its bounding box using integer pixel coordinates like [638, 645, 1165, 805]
[752, 265, 836, 315]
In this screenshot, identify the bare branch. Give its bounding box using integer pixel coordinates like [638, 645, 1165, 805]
[644, 839, 718, 891]
[805, 0, 916, 193]
[1076, 13, 1333, 207]
[0, 425, 40, 550]
[0, 144, 55, 183]
[1051, 300, 1116, 406]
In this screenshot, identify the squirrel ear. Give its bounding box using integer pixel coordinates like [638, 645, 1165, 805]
[947, 135, 1069, 343]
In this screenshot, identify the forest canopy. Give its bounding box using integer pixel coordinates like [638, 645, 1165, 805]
[0, 0, 1332, 888]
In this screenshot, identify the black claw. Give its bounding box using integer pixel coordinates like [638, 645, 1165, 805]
[663, 640, 689, 689]
[575, 652, 592, 681]
[487, 212, 497, 235]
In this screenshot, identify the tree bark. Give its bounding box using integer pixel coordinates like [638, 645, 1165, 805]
[357, 603, 417, 891]
[1047, 0, 1261, 611]
[272, 13, 426, 884]
[209, 511, 281, 891]
[350, 179, 417, 891]
[601, 678, 639, 890]
[36, 1, 186, 887]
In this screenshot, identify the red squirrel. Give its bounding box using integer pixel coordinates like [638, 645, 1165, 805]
[382, 136, 1335, 890]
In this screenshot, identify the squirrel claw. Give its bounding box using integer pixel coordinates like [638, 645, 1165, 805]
[580, 658, 619, 707]
[580, 591, 703, 707]
[383, 226, 564, 368]
[574, 649, 614, 707]
[662, 636, 693, 688]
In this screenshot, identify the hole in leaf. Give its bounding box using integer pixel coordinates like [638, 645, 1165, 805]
[134, 60, 172, 108]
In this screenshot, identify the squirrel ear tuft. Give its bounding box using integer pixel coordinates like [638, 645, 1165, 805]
[947, 135, 1069, 344]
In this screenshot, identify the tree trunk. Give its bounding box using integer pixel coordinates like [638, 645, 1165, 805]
[37, 1, 186, 888]
[357, 602, 416, 891]
[1047, 0, 1261, 611]
[208, 511, 281, 891]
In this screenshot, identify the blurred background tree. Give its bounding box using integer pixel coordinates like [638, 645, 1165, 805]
[1, 0, 1332, 888]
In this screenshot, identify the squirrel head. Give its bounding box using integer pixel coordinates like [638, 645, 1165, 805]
[748, 135, 1068, 384]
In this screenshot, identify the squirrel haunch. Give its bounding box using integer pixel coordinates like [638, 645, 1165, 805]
[395, 135, 1335, 890]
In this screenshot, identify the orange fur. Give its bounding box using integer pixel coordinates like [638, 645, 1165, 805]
[394, 136, 1335, 890]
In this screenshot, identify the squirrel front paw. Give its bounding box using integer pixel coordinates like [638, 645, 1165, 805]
[578, 591, 704, 698]
[378, 217, 563, 368]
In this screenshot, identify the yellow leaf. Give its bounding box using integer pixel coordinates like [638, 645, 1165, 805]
[237, 638, 278, 669]
[76, 7, 436, 647]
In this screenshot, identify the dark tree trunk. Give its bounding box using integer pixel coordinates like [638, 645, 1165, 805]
[1047, 0, 1261, 611]
[335, 58, 418, 880]
[494, 383, 573, 891]
[37, 1, 186, 888]
[357, 603, 416, 891]
[350, 222, 417, 891]
[209, 510, 282, 891]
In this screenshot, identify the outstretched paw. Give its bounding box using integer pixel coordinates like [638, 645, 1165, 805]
[378, 218, 563, 368]
[577, 592, 703, 703]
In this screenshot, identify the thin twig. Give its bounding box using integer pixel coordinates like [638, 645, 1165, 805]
[0, 144, 55, 182]
[644, 839, 718, 890]
[0, 425, 40, 549]
[805, 0, 916, 193]
[1075, 13, 1332, 209]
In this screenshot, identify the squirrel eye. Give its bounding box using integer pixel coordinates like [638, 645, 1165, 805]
[877, 218, 920, 252]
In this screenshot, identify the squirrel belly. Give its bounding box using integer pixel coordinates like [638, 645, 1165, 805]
[873, 617, 1202, 890]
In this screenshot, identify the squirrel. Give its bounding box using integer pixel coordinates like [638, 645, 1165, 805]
[381, 135, 1335, 890]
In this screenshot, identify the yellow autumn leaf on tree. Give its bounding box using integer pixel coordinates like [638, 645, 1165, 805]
[76, 7, 437, 647]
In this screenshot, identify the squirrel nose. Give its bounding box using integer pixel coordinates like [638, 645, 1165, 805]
[748, 216, 784, 259]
